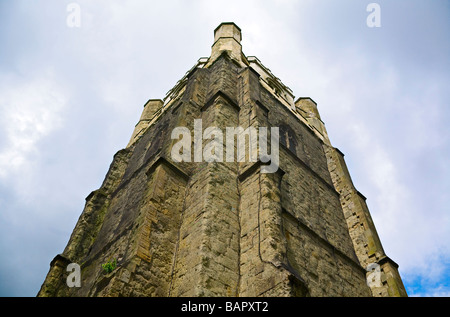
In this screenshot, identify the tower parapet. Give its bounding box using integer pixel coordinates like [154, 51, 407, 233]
[207, 22, 247, 68]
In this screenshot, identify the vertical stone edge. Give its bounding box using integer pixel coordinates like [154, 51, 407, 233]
[324, 144, 407, 297]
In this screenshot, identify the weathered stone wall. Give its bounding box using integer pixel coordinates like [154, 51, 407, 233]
[38, 23, 406, 297]
[39, 53, 371, 297]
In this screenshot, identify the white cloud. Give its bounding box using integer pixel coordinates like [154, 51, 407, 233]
[410, 285, 450, 298]
[0, 72, 67, 184]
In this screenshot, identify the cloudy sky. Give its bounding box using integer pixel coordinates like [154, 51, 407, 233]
[0, 0, 449, 297]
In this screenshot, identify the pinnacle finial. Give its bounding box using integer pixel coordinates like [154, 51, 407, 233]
[213, 22, 242, 44]
[206, 22, 245, 67]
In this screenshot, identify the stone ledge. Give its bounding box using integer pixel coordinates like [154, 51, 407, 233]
[49, 254, 72, 268]
[201, 90, 240, 113]
[146, 156, 190, 182]
[238, 160, 285, 182]
[282, 208, 366, 275]
[279, 143, 339, 197]
[377, 255, 400, 269]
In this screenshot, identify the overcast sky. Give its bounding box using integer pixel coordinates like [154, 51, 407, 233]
[0, 0, 449, 297]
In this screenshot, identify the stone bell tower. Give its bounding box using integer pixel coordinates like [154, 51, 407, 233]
[38, 22, 407, 297]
